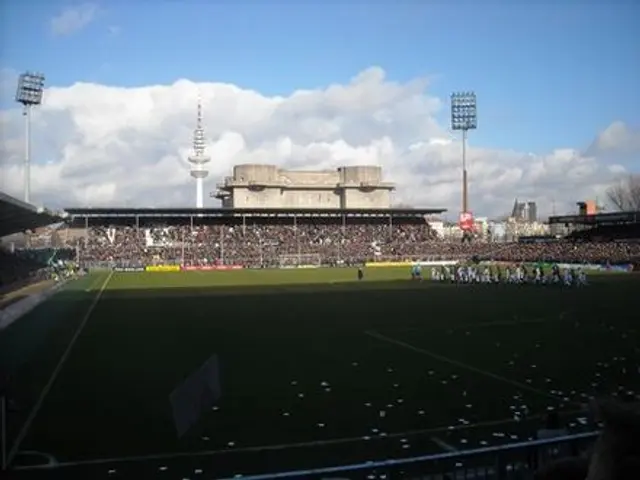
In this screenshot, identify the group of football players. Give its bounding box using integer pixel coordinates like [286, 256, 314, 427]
[420, 263, 588, 287]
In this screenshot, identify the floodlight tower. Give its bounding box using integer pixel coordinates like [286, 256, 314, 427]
[15, 72, 45, 204]
[450, 91, 477, 220]
[188, 95, 210, 209]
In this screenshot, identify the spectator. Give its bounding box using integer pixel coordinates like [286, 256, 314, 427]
[536, 398, 640, 480]
[0, 249, 50, 291]
[73, 222, 640, 268]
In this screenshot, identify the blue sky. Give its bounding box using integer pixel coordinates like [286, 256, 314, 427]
[1, 0, 639, 156]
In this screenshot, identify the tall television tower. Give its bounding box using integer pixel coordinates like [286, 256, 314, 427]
[188, 95, 210, 208]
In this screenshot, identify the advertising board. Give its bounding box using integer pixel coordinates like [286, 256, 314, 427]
[365, 262, 413, 268]
[181, 265, 243, 271]
[604, 264, 634, 272]
[418, 260, 459, 266]
[459, 212, 475, 231]
[113, 267, 145, 272]
[145, 265, 181, 272]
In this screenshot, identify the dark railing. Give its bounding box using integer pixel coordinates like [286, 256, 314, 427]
[7, 431, 599, 479]
[218, 431, 598, 480]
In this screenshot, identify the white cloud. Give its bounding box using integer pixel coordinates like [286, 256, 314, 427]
[50, 3, 99, 37]
[587, 121, 640, 155]
[0, 66, 637, 218]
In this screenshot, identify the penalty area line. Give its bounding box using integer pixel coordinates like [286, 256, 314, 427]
[378, 311, 572, 334]
[364, 329, 580, 406]
[7, 270, 114, 467]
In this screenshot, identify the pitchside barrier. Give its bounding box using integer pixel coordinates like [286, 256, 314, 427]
[365, 260, 459, 268]
[182, 265, 243, 271]
[145, 265, 181, 272]
[110, 265, 244, 272]
[95, 260, 635, 273]
[218, 431, 599, 480]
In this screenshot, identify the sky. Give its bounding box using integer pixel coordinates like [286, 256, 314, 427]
[0, 0, 639, 218]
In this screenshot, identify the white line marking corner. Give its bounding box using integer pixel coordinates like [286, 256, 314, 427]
[7, 271, 113, 465]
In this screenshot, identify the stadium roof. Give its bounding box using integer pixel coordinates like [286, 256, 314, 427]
[64, 207, 447, 218]
[548, 210, 640, 225]
[0, 192, 66, 237]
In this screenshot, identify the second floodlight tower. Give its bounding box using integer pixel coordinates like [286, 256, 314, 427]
[450, 91, 477, 230]
[188, 95, 210, 209]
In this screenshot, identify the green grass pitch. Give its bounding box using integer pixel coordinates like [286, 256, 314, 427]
[2, 267, 639, 479]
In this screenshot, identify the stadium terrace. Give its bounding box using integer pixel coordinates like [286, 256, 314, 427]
[57, 206, 640, 270]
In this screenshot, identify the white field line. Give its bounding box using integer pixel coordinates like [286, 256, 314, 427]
[85, 273, 107, 292]
[381, 313, 572, 334]
[12, 409, 583, 471]
[7, 271, 114, 466]
[364, 330, 579, 406]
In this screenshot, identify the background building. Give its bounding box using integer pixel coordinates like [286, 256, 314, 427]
[511, 199, 538, 223]
[213, 164, 395, 209]
[577, 200, 597, 216]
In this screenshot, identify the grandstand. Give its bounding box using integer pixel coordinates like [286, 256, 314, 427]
[55, 206, 640, 269]
[0, 192, 64, 237]
[0, 193, 65, 292]
[549, 210, 640, 230]
[549, 211, 640, 267]
[2, 196, 640, 479]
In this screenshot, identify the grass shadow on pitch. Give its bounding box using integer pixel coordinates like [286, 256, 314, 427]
[3, 274, 640, 479]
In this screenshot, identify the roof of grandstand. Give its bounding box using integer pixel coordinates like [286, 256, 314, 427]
[549, 210, 640, 226]
[64, 207, 447, 218]
[0, 191, 65, 237]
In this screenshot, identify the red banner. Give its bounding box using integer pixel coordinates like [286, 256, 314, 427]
[182, 265, 243, 271]
[459, 212, 475, 232]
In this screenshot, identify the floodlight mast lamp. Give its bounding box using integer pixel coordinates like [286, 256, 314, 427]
[450, 91, 477, 215]
[15, 72, 45, 204]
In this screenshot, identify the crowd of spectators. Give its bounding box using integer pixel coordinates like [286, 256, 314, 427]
[0, 249, 49, 292]
[4, 222, 637, 286]
[76, 223, 640, 267]
[486, 241, 640, 265]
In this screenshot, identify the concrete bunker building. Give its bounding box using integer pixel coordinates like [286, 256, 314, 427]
[213, 164, 395, 209]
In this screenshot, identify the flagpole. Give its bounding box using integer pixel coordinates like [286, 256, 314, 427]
[219, 228, 225, 264]
[181, 229, 185, 266]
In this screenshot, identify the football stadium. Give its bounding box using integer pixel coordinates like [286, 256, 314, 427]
[1, 64, 639, 480]
[1, 186, 640, 479]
